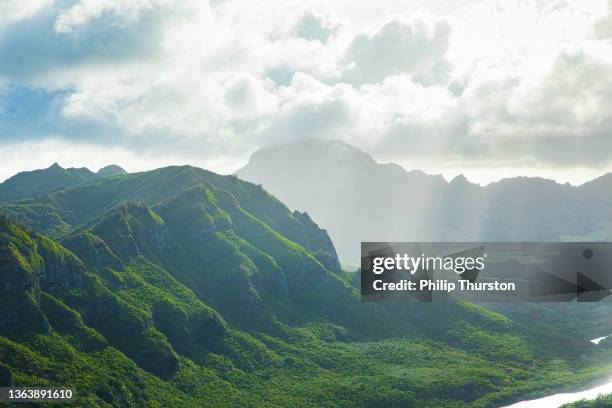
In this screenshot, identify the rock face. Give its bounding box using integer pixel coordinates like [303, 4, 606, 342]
[0, 215, 42, 331]
[0, 216, 84, 334]
[0, 215, 61, 332]
[0, 239, 48, 333]
[292, 211, 340, 271]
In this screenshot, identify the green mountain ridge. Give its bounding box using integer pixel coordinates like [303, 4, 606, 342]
[1, 166, 611, 406]
[0, 163, 100, 202]
[1, 166, 340, 271]
[0, 163, 128, 203]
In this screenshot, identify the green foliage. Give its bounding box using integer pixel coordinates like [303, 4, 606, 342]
[1, 167, 611, 406]
[565, 394, 612, 407]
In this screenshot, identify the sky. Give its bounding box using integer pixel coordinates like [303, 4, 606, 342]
[0, 0, 611, 185]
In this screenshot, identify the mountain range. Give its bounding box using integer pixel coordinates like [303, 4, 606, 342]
[0, 163, 127, 202]
[1, 161, 611, 406]
[237, 139, 612, 266]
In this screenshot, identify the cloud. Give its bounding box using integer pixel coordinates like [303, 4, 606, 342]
[224, 74, 278, 119]
[0, 0, 53, 27]
[360, 43, 612, 171]
[0, 1, 187, 81]
[53, 0, 179, 33]
[262, 74, 354, 143]
[1, 0, 612, 184]
[294, 5, 342, 43]
[595, 0, 612, 39]
[341, 18, 453, 86]
[460, 46, 612, 167]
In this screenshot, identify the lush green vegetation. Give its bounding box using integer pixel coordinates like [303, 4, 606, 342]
[565, 394, 612, 407]
[0, 163, 100, 202]
[1, 166, 612, 407]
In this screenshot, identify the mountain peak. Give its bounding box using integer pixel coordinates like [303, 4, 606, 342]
[250, 138, 373, 162]
[97, 164, 127, 178]
[450, 174, 470, 185]
[0, 164, 99, 202]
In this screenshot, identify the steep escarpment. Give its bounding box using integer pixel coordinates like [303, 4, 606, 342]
[0, 215, 84, 334]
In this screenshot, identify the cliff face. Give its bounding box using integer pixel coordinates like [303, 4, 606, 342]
[292, 211, 340, 271]
[0, 216, 84, 334]
[0, 233, 47, 333]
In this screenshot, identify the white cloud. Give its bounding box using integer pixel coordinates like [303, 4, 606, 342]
[595, 0, 612, 38]
[293, 4, 342, 43]
[0, 0, 53, 27]
[1, 0, 612, 183]
[341, 18, 453, 86]
[53, 0, 196, 33]
[460, 44, 612, 166]
[224, 74, 278, 119]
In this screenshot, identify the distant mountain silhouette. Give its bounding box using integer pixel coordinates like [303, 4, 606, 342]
[237, 139, 612, 265]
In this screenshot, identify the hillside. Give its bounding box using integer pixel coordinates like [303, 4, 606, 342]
[0, 166, 339, 271]
[1, 166, 612, 406]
